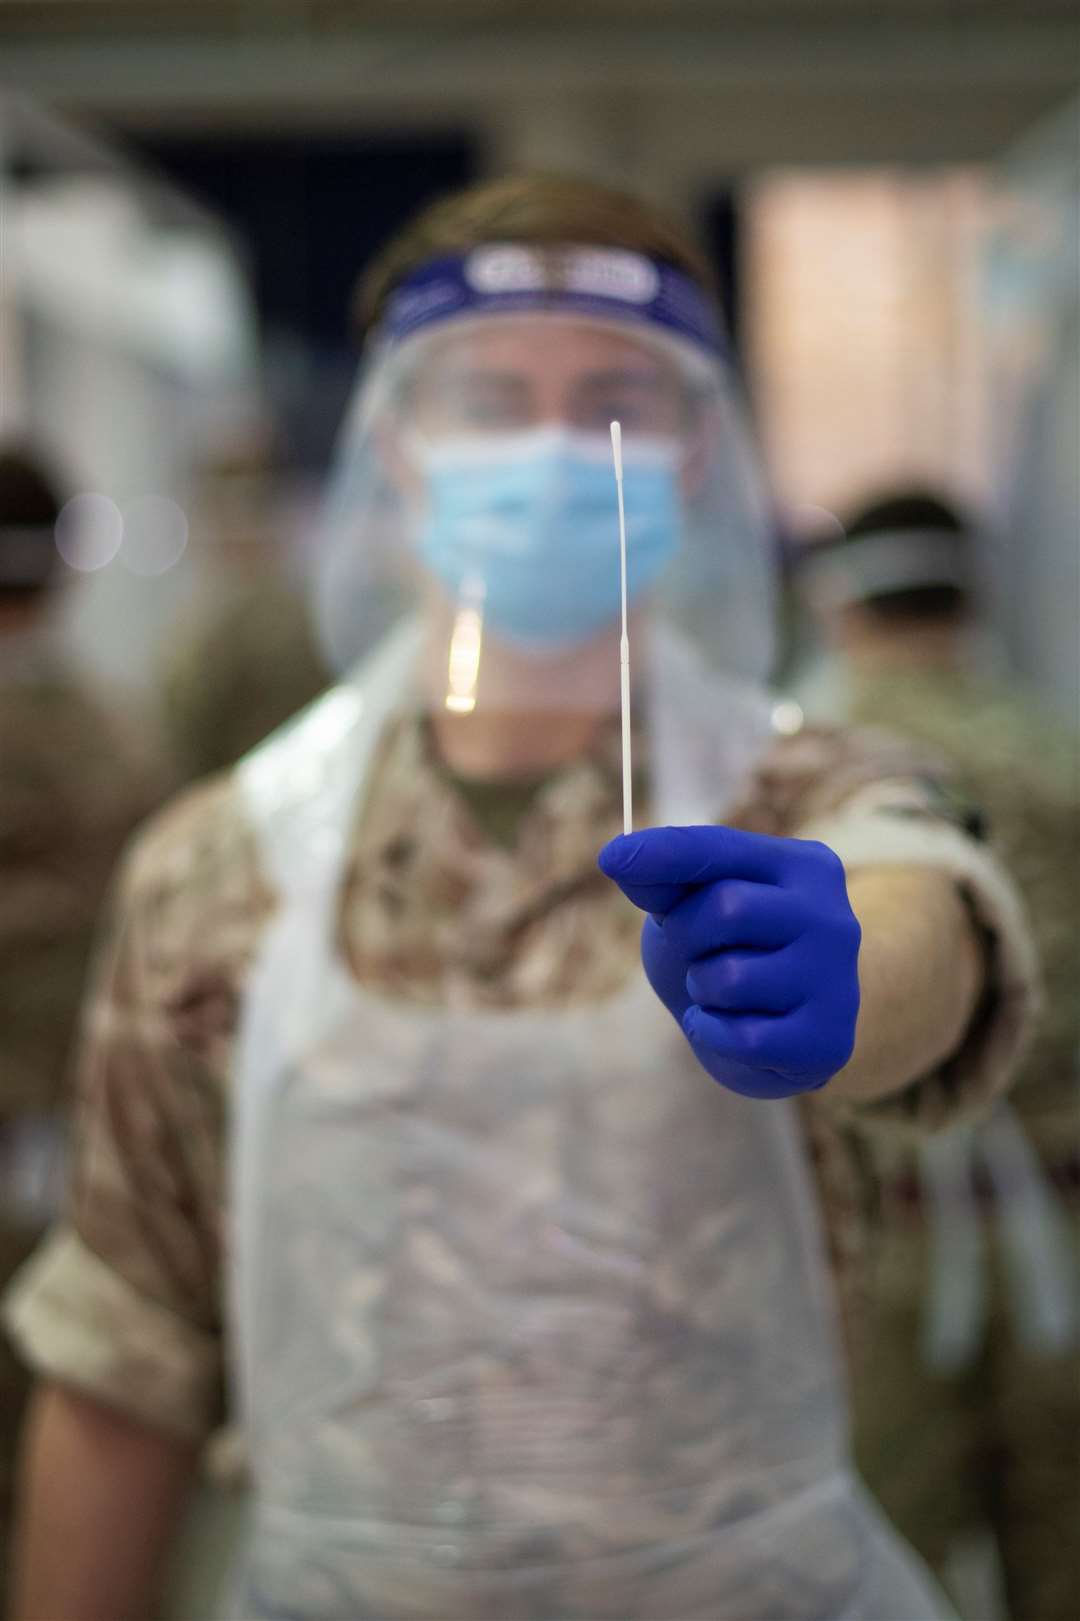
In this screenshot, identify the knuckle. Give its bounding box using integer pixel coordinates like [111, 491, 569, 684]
[829, 996, 860, 1066]
[715, 883, 746, 924]
[821, 906, 861, 954]
[690, 955, 739, 1006]
[808, 839, 845, 881]
[695, 890, 737, 954]
[717, 954, 743, 992]
[733, 1018, 767, 1061]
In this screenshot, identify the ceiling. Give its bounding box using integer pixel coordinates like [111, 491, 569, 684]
[2, 1, 1077, 167]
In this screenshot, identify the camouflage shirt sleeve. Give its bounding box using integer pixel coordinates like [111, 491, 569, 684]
[729, 721, 1040, 1138]
[0, 672, 174, 1117]
[3, 776, 268, 1441]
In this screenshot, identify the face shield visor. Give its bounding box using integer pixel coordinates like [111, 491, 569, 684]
[313, 246, 778, 735]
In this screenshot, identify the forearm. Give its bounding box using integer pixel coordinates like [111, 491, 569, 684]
[829, 865, 983, 1105]
[9, 1382, 197, 1621]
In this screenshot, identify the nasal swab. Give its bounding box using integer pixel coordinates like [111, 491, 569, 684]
[610, 421, 633, 835]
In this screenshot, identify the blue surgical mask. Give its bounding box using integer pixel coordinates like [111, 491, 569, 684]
[415, 427, 681, 649]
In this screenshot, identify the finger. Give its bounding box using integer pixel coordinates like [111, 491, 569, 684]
[683, 1004, 852, 1081]
[685, 946, 807, 1015]
[598, 825, 788, 916]
[640, 915, 693, 1023]
[660, 881, 804, 960]
[689, 1050, 813, 1101]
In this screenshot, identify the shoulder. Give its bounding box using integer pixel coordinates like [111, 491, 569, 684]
[117, 770, 276, 985]
[124, 763, 269, 896]
[728, 716, 953, 836]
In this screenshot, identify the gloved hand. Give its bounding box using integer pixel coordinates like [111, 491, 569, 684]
[598, 825, 861, 1099]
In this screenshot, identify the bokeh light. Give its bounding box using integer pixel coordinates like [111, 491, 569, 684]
[770, 699, 805, 736]
[119, 495, 189, 577]
[53, 493, 124, 573]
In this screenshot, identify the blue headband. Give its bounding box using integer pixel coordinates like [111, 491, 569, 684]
[377, 244, 725, 360]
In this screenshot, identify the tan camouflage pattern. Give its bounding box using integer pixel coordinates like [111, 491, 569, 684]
[342, 713, 643, 1006]
[3, 700, 1031, 1461]
[158, 576, 330, 781]
[837, 668, 1080, 1621]
[0, 654, 171, 1599]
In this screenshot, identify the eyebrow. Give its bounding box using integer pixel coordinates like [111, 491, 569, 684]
[570, 371, 674, 402]
[575, 367, 669, 391]
[438, 368, 530, 393]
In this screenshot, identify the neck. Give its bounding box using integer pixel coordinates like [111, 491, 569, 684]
[842, 616, 965, 676]
[431, 706, 606, 779]
[422, 613, 626, 779]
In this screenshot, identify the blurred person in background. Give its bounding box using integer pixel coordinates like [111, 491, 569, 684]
[158, 429, 330, 781]
[3, 179, 1038, 1621]
[797, 489, 1080, 1621]
[0, 442, 171, 1607]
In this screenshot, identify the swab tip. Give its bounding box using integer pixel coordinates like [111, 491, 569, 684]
[610, 420, 623, 479]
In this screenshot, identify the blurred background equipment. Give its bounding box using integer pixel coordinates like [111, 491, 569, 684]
[0, 93, 259, 697]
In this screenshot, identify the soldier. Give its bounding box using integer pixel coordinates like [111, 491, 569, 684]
[0, 443, 170, 1605]
[798, 489, 1079, 1621]
[4, 180, 1037, 1621]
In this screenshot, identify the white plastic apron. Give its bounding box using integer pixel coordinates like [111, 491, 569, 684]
[228, 627, 953, 1620]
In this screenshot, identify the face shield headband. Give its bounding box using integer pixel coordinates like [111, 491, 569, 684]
[371, 245, 728, 370]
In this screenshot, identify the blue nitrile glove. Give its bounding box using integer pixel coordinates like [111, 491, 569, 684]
[598, 825, 861, 1099]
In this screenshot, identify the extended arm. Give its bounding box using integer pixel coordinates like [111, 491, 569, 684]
[600, 825, 987, 1104]
[9, 1381, 196, 1621]
[830, 864, 983, 1104]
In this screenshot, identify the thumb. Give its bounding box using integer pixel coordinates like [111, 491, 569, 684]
[599, 823, 784, 916]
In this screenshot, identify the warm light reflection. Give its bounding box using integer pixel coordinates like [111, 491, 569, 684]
[771, 699, 805, 736]
[445, 586, 485, 714]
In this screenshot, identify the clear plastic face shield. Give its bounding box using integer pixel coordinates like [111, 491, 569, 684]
[314, 246, 778, 751]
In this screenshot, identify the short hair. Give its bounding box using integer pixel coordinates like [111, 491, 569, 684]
[0, 442, 65, 604]
[354, 172, 717, 340]
[845, 490, 968, 545]
[842, 488, 971, 625]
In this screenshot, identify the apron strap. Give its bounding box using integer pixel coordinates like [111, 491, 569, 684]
[229, 621, 422, 1440]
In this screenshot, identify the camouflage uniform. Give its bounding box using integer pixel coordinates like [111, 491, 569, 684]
[0, 649, 170, 1603]
[829, 667, 1079, 1621]
[158, 576, 330, 781]
[2, 689, 1036, 1616]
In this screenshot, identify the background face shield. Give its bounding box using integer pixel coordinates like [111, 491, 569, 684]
[313, 306, 778, 728]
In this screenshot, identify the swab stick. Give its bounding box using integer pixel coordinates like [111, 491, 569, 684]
[610, 420, 633, 835]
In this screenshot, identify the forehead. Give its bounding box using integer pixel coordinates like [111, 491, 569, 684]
[419, 317, 676, 385]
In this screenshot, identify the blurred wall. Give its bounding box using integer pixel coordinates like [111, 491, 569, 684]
[983, 97, 1079, 717]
